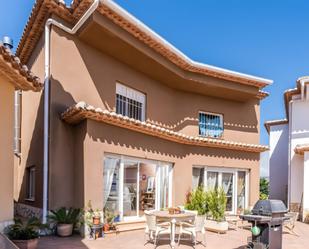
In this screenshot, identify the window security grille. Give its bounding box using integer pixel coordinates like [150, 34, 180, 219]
[199, 112, 223, 138]
[116, 83, 146, 121]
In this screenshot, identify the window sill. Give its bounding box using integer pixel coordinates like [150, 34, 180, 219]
[198, 134, 224, 139]
[25, 198, 35, 202]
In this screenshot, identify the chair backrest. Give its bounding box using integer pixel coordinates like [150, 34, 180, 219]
[145, 212, 157, 231]
[184, 210, 198, 223]
[287, 212, 299, 224]
[144, 209, 156, 215]
[195, 215, 206, 232]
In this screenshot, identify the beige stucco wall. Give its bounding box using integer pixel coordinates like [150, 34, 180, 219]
[78, 120, 259, 211]
[0, 77, 14, 230]
[19, 22, 261, 211]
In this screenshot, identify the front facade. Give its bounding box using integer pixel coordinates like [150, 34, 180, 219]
[0, 42, 41, 231]
[15, 0, 271, 223]
[266, 76, 309, 220]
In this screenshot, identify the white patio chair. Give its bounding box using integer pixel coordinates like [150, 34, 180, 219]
[284, 212, 299, 236]
[144, 211, 171, 247]
[178, 214, 206, 247]
[183, 210, 198, 224]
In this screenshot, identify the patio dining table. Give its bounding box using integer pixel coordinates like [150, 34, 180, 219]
[152, 210, 196, 248]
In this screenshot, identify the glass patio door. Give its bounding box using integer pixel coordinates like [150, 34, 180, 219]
[193, 167, 248, 214]
[123, 160, 139, 218]
[104, 155, 172, 221]
[221, 173, 234, 212]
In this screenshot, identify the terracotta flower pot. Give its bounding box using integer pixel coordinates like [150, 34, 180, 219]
[103, 224, 110, 232]
[93, 216, 101, 225]
[12, 238, 38, 249]
[205, 219, 228, 233]
[57, 224, 73, 237]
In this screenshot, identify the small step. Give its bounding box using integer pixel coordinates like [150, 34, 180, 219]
[106, 220, 146, 235]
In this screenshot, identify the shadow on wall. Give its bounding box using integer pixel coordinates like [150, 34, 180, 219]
[269, 125, 289, 204]
[17, 77, 86, 212]
[86, 119, 260, 163]
[70, 27, 259, 134]
[18, 90, 44, 209]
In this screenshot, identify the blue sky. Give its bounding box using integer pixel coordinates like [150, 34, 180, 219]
[1, 0, 308, 176]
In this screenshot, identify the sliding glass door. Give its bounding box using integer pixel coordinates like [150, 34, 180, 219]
[104, 155, 173, 221]
[192, 166, 248, 214]
[123, 160, 139, 217]
[222, 173, 234, 212]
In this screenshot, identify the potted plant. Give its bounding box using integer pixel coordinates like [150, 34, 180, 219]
[205, 188, 229, 233]
[103, 209, 116, 231]
[184, 186, 208, 216]
[80, 201, 105, 237]
[48, 207, 81, 237]
[6, 217, 43, 249]
[92, 209, 102, 225]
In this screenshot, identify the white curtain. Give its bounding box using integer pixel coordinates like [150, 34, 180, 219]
[103, 158, 118, 207]
[222, 174, 233, 194]
[207, 172, 217, 189]
[192, 168, 203, 189]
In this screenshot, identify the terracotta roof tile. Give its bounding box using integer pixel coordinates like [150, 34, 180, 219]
[0, 43, 42, 91]
[61, 102, 269, 153]
[294, 144, 309, 155]
[264, 119, 288, 133]
[17, 0, 272, 91]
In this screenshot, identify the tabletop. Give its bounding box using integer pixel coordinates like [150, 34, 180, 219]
[152, 210, 196, 219]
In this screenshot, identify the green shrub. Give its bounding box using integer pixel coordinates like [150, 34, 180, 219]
[206, 188, 227, 222]
[260, 178, 269, 199]
[48, 207, 81, 227]
[260, 193, 268, 200]
[6, 217, 42, 240]
[185, 186, 208, 215]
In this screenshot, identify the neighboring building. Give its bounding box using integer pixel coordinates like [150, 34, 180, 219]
[0, 41, 41, 231]
[265, 76, 309, 220]
[14, 0, 271, 225]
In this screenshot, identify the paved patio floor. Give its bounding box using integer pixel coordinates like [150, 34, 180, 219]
[37, 222, 309, 249]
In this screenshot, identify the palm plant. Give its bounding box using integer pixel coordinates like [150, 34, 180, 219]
[48, 207, 81, 227]
[6, 217, 42, 240]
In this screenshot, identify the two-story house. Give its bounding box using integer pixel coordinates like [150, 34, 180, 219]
[265, 76, 309, 221]
[0, 39, 41, 232]
[14, 0, 271, 226]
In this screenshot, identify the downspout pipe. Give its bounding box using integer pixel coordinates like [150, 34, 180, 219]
[43, 0, 100, 224]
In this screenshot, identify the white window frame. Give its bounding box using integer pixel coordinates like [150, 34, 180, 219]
[26, 166, 35, 201]
[104, 154, 173, 221]
[116, 82, 146, 121]
[192, 166, 249, 214]
[198, 111, 224, 138]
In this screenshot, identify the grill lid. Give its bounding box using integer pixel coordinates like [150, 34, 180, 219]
[252, 199, 288, 216]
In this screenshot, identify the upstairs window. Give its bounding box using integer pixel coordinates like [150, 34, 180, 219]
[26, 166, 35, 201]
[116, 83, 146, 121]
[199, 112, 223, 138]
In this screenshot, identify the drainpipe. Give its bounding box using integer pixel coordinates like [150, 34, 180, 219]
[43, 0, 100, 224]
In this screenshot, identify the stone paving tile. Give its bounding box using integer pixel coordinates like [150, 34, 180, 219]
[37, 222, 309, 249]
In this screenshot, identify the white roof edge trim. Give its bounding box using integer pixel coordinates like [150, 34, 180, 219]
[102, 0, 273, 86]
[265, 119, 288, 125]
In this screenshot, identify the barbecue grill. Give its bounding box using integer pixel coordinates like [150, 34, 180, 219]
[240, 200, 288, 249]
